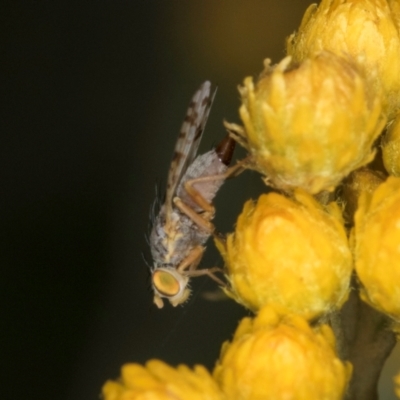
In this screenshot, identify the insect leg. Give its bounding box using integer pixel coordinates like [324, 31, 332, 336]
[173, 197, 215, 233]
[176, 245, 226, 286]
[173, 158, 249, 232]
[182, 159, 248, 212]
[184, 267, 226, 286]
[176, 245, 205, 272]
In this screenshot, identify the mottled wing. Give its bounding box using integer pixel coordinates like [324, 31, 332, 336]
[164, 81, 216, 223]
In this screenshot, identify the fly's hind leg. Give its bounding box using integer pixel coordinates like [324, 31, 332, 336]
[183, 161, 246, 213]
[173, 132, 248, 232]
[173, 197, 214, 233]
[173, 160, 247, 234]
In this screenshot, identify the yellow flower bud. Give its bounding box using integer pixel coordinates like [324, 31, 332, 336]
[213, 307, 352, 400]
[230, 52, 384, 194]
[102, 361, 224, 400]
[382, 113, 400, 176]
[219, 189, 352, 319]
[287, 0, 400, 119]
[353, 176, 400, 321]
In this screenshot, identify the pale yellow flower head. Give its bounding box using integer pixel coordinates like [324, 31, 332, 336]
[218, 189, 352, 319]
[102, 361, 224, 400]
[287, 0, 400, 119]
[213, 306, 352, 400]
[382, 113, 400, 176]
[231, 52, 384, 194]
[353, 176, 400, 321]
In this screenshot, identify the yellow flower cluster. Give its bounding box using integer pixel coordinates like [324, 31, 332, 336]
[103, 308, 351, 400]
[217, 189, 352, 319]
[103, 0, 400, 398]
[216, 0, 400, 393]
[222, 0, 400, 325]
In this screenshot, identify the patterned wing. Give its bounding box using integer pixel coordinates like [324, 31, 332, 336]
[164, 81, 217, 223]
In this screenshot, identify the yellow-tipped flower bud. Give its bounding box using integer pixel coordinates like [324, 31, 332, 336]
[353, 176, 400, 321]
[102, 361, 224, 400]
[218, 189, 352, 319]
[287, 0, 400, 119]
[230, 52, 384, 194]
[213, 306, 352, 400]
[382, 113, 400, 176]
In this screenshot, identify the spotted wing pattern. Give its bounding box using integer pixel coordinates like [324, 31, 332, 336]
[164, 81, 217, 225]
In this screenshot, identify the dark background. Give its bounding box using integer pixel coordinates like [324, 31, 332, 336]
[2, 1, 398, 399]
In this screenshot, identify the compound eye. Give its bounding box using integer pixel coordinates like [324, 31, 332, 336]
[152, 269, 181, 297]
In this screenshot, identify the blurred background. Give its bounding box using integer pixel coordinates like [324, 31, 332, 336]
[2, 1, 399, 399]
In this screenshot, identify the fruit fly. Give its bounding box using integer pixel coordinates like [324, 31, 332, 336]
[149, 81, 238, 308]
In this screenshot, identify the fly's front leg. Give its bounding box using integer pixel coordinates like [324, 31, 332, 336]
[185, 266, 226, 286]
[177, 245, 226, 286]
[176, 245, 204, 273]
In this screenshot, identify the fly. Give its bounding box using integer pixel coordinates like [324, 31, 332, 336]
[149, 81, 240, 308]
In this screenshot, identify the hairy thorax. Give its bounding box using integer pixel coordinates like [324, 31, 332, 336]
[150, 206, 209, 267]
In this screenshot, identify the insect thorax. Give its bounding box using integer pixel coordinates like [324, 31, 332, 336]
[149, 206, 209, 267]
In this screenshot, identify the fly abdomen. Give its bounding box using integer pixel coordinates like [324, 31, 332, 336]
[216, 135, 236, 166]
